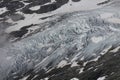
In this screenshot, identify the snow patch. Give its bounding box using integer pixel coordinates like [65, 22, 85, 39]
[70, 78, 79, 80]
[29, 6, 41, 11]
[40, 77, 49, 80]
[97, 76, 106, 80]
[91, 56, 100, 61]
[79, 68, 84, 74]
[57, 60, 68, 68]
[19, 75, 30, 80]
[100, 46, 112, 55]
[71, 61, 79, 67]
[0, 7, 7, 15]
[110, 46, 120, 53]
[80, 56, 85, 61]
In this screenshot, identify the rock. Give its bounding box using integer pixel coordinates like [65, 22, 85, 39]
[72, 0, 81, 2]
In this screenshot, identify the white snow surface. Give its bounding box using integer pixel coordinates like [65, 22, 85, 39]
[19, 75, 30, 80]
[70, 78, 79, 80]
[29, 6, 41, 11]
[0, 7, 7, 15]
[97, 76, 106, 80]
[71, 61, 79, 67]
[57, 60, 68, 68]
[110, 46, 120, 53]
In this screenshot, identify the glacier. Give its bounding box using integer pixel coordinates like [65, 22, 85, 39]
[0, 0, 120, 80]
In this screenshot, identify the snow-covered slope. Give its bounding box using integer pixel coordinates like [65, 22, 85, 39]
[1, 0, 112, 39]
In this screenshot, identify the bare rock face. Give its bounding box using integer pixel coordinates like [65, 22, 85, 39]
[72, 0, 81, 2]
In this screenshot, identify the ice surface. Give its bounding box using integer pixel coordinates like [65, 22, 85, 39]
[0, 0, 120, 80]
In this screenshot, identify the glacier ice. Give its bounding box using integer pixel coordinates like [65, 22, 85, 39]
[0, 2, 120, 80]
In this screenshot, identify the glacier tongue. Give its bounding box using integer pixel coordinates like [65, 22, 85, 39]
[1, 4, 120, 80]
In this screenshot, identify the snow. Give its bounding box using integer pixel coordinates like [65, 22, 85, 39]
[100, 46, 112, 55]
[79, 68, 84, 74]
[54, 0, 111, 14]
[5, 12, 58, 33]
[30, 75, 38, 80]
[28, 26, 39, 32]
[110, 46, 120, 53]
[83, 61, 89, 66]
[0, 7, 7, 15]
[5, 0, 111, 33]
[91, 56, 100, 61]
[71, 61, 79, 67]
[80, 56, 85, 61]
[57, 60, 68, 68]
[91, 36, 104, 43]
[70, 78, 79, 80]
[97, 76, 106, 80]
[22, 26, 40, 38]
[29, 6, 41, 10]
[41, 77, 49, 80]
[44, 78, 49, 80]
[19, 75, 30, 80]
